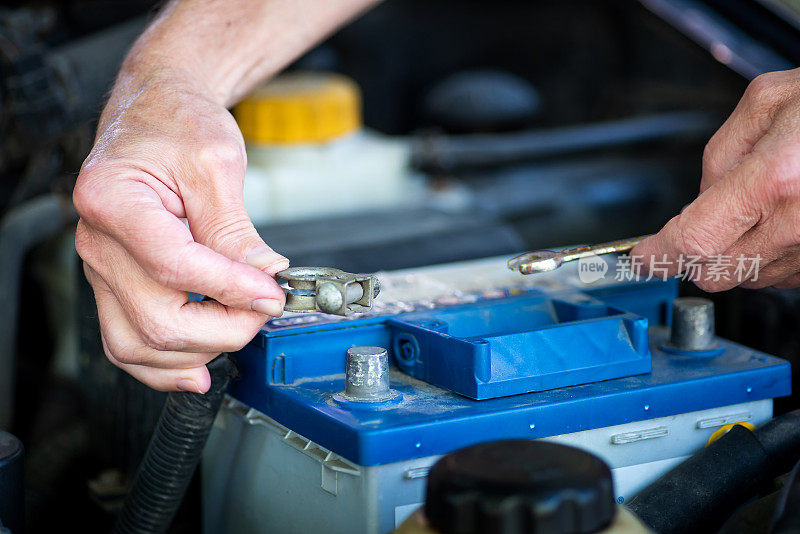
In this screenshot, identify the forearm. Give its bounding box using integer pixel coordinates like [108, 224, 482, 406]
[115, 0, 378, 107]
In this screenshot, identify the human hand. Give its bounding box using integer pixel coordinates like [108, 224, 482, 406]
[632, 68, 800, 291]
[74, 68, 288, 393]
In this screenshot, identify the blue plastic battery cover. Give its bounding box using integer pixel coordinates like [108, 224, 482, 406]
[230, 277, 791, 466]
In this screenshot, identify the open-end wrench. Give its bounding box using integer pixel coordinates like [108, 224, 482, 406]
[508, 235, 651, 275]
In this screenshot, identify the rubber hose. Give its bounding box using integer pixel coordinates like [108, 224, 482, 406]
[113, 355, 237, 534]
[410, 111, 718, 170]
[626, 425, 770, 534]
[771, 458, 800, 533]
[0, 193, 76, 429]
[755, 410, 800, 478]
[47, 17, 147, 129]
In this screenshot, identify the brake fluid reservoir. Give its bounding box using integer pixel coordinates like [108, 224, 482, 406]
[235, 72, 411, 225]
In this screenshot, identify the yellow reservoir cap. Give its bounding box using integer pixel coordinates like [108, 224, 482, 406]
[235, 72, 361, 144]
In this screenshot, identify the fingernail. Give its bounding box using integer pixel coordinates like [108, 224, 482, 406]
[246, 247, 286, 270]
[177, 379, 202, 393]
[265, 259, 290, 276]
[252, 298, 283, 316]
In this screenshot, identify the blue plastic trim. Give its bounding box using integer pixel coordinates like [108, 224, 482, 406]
[659, 342, 726, 357]
[387, 295, 651, 399]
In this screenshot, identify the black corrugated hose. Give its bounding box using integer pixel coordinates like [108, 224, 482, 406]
[113, 355, 237, 534]
[627, 410, 800, 534]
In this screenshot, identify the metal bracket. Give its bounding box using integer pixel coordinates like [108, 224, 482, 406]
[277, 267, 381, 316]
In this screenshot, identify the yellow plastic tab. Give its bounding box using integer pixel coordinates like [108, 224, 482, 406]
[235, 72, 361, 144]
[705, 421, 756, 447]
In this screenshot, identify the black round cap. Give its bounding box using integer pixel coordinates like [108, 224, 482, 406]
[0, 431, 21, 466]
[425, 440, 615, 534]
[0, 431, 23, 534]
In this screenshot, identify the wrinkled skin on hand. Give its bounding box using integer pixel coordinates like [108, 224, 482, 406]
[74, 73, 288, 393]
[633, 68, 800, 292]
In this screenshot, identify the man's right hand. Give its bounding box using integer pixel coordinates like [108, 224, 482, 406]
[73, 68, 289, 393]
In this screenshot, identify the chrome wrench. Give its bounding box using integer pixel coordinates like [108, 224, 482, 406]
[508, 235, 651, 274]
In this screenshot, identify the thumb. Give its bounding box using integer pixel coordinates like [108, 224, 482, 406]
[185, 189, 289, 276]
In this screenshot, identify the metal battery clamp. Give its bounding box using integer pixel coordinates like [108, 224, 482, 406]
[277, 267, 381, 316]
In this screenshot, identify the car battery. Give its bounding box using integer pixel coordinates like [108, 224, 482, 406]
[202, 256, 791, 534]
